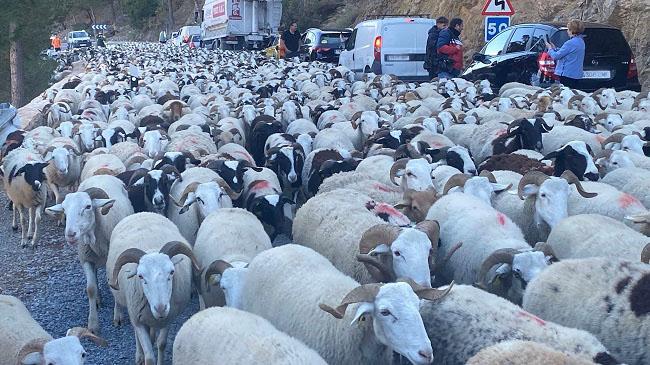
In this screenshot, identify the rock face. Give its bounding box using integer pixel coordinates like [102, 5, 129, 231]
[357, 0, 650, 88]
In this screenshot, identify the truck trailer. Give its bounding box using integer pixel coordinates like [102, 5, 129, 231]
[201, 0, 282, 50]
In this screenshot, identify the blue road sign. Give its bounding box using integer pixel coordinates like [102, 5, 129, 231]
[484, 16, 510, 42]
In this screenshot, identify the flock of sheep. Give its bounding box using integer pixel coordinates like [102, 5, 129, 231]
[1, 41, 649, 365]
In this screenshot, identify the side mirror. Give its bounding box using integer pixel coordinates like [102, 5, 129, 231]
[473, 53, 490, 64]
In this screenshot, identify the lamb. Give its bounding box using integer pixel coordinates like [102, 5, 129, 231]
[426, 192, 550, 303]
[193, 208, 272, 309]
[601, 166, 650, 208]
[419, 284, 618, 364]
[239, 244, 453, 365]
[172, 307, 327, 365]
[542, 214, 649, 261]
[466, 340, 595, 365]
[2, 148, 49, 247]
[0, 295, 107, 365]
[106, 212, 200, 365]
[167, 167, 236, 244]
[45, 175, 134, 334]
[80, 153, 126, 182]
[293, 188, 440, 285]
[523, 257, 650, 365]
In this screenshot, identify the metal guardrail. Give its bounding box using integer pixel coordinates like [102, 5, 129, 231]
[363, 14, 431, 20]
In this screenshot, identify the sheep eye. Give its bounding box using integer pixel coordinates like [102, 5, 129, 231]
[85, 205, 92, 210]
[540, 193, 547, 198]
[380, 309, 391, 316]
[82, 352, 87, 358]
[138, 274, 144, 279]
[613, 162, 618, 165]
[170, 270, 175, 276]
[394, 251, 401, 257]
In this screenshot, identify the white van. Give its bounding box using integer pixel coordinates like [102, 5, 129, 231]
[339, 17, 435, 80]
[176, 26, 201, 46]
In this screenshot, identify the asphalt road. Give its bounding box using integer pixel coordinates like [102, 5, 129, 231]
[0, 190, 198, 364]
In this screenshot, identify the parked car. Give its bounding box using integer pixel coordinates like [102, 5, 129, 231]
[67, 30, 91, 50]
[339, 16, 434, 81]
[299, 28, 351, 63]
[463, 22, 641, 91]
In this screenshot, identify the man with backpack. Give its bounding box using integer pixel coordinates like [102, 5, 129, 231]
[424, 17, 449, 80]
[436, 18, 465, 80]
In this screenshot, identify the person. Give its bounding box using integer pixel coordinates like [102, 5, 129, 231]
[281, 22, 301, 59]
[436, 18, 464, 80]
[96, 33, 106, 48]
[51, 34, 62, 52]
[159, 30, 167, 44]
[424, 17, 449, 80]
[545, 19, 585, 89]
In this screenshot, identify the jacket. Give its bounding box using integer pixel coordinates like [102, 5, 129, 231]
[548, 35, 585, 79]
[437, 28, 464, 71]
[424, 26, 441, 70]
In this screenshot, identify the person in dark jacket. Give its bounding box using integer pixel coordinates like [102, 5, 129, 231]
[424, 17, 449, 80]
[436, 18, 464, 80]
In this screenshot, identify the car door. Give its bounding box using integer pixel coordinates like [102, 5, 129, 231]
[463, 28, 514, 86]
[499, 27, 539, 85]
[339, 28, 357, 69]
[354, 25, 374, 72]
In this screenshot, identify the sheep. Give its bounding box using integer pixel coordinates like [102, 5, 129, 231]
[601, 166, 650, 208]
[523, 258, 650, 365]
[109, 142, 143, 164]
[318, 171, 403, 205]
[106, 212, 200, 365]
[355, 154, 395, 186]
[2, 148, 49, 247]
[597, 149, 650, 173]
[167, 167, 236, 245]
[0, 295, 107, 365]
[389, 158, 437, 191]
[172, 307, 327, 365]
[426, 192, 550, 303]
[79, 153, 126, 182]
[419, 284, 618, 364]
[239, 244, 453, 365]
[543, 140, 601, 181]
[193, 208, 272, 309]
[43, 143, 82, 205]
[441, 172, 512, 205]
[216, 142, 256, 166]
[479, 153, 554, 176]
[626, 212, 650, 236]
[542, 125, 604, 157]
[302, 148, 360, 197]
[542, 214, 649, 261]
[165, 128, 218, 156]
[466, 340, 596, 365]
[45, 174, 134, 334]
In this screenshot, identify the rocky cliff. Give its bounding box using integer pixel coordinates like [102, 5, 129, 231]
[356, 0, 650, 88]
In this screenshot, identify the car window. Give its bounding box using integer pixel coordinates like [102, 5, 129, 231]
[346, 29, 357, 50]
[482, 29, 513, 57]
[551, 28, 630, 55]
[530, 28, 551, 53]
[506, 27, 533, 53]
[320, 33, 347, 47]
[307, 32, 317, 45]
[73, 31, 88, 38]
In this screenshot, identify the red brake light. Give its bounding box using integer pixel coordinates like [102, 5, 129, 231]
[374, 36, 382, 61]
[315, 47, 331, 52]
[627, 55, 638, 79]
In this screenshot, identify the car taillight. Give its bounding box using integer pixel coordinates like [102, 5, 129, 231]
[315, 47, 331, 53]
[627, 55, 638, 79]
[374, 36, 382, 62]
[537, 52, 558, 80]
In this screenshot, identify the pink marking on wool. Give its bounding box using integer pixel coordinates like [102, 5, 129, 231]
[517, 311, 546, 326]
[495, 129, 508, 137]
[373, 183, 398, 193]
[496, 212, 507, 226]
[250, 180, 271, 191]
[595, 135, 606, 144]
[618, 193, 642, 209]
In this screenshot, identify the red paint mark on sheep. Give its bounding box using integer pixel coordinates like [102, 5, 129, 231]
[373, 183, 398, 193]
[250, 180, 271, 191]
[595, 135, 606, 144]
[618, 193, 641, 209]
[516, 311, 546, 326]
[496, 212, 507, 226]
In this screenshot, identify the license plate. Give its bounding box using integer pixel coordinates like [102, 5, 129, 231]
[583, 70, 611, 79]
[226, 41, 238, 44]
[386, 55, 409, 61]
[247, 35, 263, 41]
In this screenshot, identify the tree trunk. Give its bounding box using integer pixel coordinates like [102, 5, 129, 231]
[9, 21, 25, 107]
[110, 0, 118, 24]
[167, 0, 175, 33]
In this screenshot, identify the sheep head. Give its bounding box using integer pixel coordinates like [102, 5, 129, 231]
[17, 327, 107, 365]
[395, 188, 439, 223]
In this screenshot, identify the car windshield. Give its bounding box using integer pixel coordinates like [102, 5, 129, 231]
[320, 33, 349, 46]
[192, 35, 200, 41]
[73, 31, 88, 38]
[551, 28, 630, 55]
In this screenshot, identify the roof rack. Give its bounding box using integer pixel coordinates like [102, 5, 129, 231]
[363, 14, 431, 20]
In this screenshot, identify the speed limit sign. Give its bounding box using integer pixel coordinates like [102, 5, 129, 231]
[484, 16, 510, 42]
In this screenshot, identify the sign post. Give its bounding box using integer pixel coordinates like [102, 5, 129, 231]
[481, 0, 515, 42]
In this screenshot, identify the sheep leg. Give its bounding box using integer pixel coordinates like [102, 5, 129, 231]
[17, 205, 27, 247]
[134, 324, 155, 365]
[48, 182, 63, 226]
[30, 206, 42, 248]
[26, 207, 34, 241]
[155, 327, 169, 365]
[82, 261, 100, 334]
[11, 204, 18, 231]
[113, 302, 124, 327]
[198, 294, 206, 311]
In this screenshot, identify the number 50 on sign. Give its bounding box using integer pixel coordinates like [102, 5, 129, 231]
[484, 16, 510, 42]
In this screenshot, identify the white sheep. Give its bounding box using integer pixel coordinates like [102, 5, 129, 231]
[597, 149, 650, 172]
[106, 212, 200, 365]
[542, 125, 604, 157]
[317, 171, 403, 205]
[172, 306, 327, 365]
[46, 175, 134, 334]
[165, 128, 218, 156]
[601, 166, 650, 208]
[420, 284, 618, 364]
[523, 257, 650, 365]
[109, 141, 143, 163]
[193, 208, 272, 309]
[43, 143, 82, 205]
[216, 142, 256, 166]
[355, 154, 395, 186]
[239, 244, 453, 365]
[0, 295, 107, 365]
[80, 153, 126, 182]
[466, 340, 595, 365]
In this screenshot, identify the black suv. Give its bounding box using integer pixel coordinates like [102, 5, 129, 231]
[463, 23, 641, 91]
[299, 28, 352, 63]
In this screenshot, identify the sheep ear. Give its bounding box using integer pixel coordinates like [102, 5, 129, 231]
[521, 184, 539, 198]
[133, 177, 144, 186]
[351, 302, 374, 326]
[45, 204, 65, 217]
[92, 199, 115, 215]
[368, 244, 391, 256]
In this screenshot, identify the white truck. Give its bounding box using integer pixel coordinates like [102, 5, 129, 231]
[201, 0, 282, 50]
